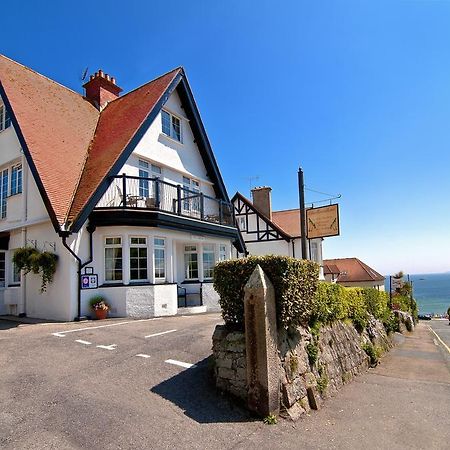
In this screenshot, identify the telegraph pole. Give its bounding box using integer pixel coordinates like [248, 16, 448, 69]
[298, 167, 308, 260]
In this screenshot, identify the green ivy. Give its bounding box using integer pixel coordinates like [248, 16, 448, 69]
[13, 247, 58, 292]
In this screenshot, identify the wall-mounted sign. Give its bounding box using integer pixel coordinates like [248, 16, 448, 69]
[81, 274, 98, 289]
[306, 204, 340, 239]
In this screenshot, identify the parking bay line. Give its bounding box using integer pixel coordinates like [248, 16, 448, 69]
[96, 344, 117, 350]
[145, 329, 177, 339]
[75, 339, 92, 345]
[165, 359, 196, 369]
[51, 318, 162, 337]
[136, 354, 151, 358]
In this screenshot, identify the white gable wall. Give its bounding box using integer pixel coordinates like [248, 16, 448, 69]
[115, 89, 216, 199]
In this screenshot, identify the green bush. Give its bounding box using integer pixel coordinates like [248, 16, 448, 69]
[306, 342, 319, 366]
[362, 342, 380, 366]
[213, 256, 319, 328]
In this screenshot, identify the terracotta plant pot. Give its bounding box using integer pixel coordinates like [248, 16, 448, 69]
[94, 309, 108, 320]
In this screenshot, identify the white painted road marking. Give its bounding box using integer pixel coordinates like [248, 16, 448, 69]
[136, 354, 151, 358]
[165, 359, 196, 369]
[145, 329, 177, 339]
[428, 326, 450, 354]
[75, 339, 92, 345]
[96, 344, 117, 350]
[51, 318, 162, 337]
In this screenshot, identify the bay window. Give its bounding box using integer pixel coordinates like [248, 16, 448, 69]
[104, 237, 123, 282]
[130, 237, 148, 281]
[154, 238, 165, 281]
[202, 244, 215, 280]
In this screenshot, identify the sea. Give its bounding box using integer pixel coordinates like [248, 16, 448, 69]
[384, 273, 450, 315]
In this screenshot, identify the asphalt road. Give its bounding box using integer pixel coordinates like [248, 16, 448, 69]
[0, 315, 449, 450]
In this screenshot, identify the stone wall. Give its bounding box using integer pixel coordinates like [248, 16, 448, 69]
[212, 326, 247, 400]
[212, 314, 406, 419]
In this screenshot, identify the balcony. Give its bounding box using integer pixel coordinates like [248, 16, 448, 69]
[93, 175, 235, 231]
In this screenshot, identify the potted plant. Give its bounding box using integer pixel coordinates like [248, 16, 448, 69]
[89, 295, 110, 320]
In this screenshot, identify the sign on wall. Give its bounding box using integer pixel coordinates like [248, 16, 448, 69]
[81, 274, 98, 289]
[306, 204, 340, 239]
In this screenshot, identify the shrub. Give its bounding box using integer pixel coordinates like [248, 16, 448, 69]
[13, 247, 58, 292]
[213, 256, 319, 328]
[344, 288, 368, 332]
[306, 342, 319, 366]
[362, 342, 380, 366]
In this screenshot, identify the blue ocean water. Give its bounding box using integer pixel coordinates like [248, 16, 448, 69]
[385, 273, 450, 315]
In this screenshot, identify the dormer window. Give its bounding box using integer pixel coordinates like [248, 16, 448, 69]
[0, 104, 11, 132]
[161, 110, 182, 142]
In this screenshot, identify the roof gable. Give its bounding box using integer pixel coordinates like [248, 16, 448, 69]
[66, 68, 182, 230]
[232, 192, 291, 241]
[0, 54, 99, 230]
[1, 56, 231, 234]
[323, 258, 385, 283]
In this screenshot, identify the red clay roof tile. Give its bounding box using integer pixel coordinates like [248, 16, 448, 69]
[0, 54, 182, 231]
[0, 54, 99, 227]
[323, 258, 385, 282]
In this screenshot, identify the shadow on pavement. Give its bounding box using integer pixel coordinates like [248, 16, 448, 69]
[151, 356, 254, 424]
[0, 320, 22, 330]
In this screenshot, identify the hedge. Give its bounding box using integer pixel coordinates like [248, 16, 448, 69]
[214, 255, 410, 334]
[213, 255, 319, 328]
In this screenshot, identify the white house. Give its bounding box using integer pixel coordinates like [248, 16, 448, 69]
[323, 258, 385, 291]
[232, 187, 324, 274]
[0, 55, 243, 321]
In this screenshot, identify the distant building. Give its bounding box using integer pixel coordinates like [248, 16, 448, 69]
[323, 258, 385, 291]
[232, 187, 324, 276]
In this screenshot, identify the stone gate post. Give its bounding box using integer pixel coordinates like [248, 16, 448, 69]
[244, 265, 280, 417]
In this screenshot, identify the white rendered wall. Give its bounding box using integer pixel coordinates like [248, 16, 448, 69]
[111, 89, 216, 200]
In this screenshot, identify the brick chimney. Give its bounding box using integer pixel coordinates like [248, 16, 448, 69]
[83, 69, 122, 110]
[251, 186, 272, 220]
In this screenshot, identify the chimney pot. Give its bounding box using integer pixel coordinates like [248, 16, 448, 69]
[83, 69, 122, 110]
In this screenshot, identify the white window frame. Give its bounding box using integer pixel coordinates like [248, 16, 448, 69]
[153, 237, 166, 282]
[104, 236, 123, 283]
[129, 236, 148, 282]
[0, 104, 11, 132]
[202, 244, 215, 280]
[10, 163, 22, 196]
[184, 245, 199, 281]
[219, 244, 227, 262]
[182, 176, 200, 213]
[0, 169, 8, 219]
[161, 109, 182, 143]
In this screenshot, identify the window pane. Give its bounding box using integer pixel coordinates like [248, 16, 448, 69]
[151, 164, 162, 175]
[105, 237, 121, 245]
[171, 116, 181, 141]
[139, 159, 149, 169]
[161, 110, 171, 135]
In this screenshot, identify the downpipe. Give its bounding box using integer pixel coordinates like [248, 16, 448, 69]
[60, 225, 95, 321]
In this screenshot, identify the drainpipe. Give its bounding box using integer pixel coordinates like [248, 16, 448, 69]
[60, 224, 95, 321]
[19, 150, 28, 316]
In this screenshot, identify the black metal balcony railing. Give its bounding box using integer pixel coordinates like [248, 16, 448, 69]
[96, 174, 235, 227]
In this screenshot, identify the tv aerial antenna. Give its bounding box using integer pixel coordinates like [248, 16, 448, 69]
[80, 67, 89, 82]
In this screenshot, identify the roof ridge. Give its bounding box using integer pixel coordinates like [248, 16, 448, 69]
[108, 66, 182, 104]
[0, 54, 97, 110]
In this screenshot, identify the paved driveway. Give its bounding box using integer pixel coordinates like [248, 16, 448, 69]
[0, 315, 449, 450]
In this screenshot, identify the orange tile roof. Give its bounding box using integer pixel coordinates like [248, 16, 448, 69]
[0, 55, 99, 227]
[67, 68, 181, 225]
[323, 258, 385, 282]
[271, 208, 302, 237]
[0, 54, 182, 232]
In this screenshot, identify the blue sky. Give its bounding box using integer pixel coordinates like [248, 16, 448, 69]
[3, 0, 450, 274]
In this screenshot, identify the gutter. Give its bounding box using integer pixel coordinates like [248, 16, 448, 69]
[59, 224, 95, 321]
